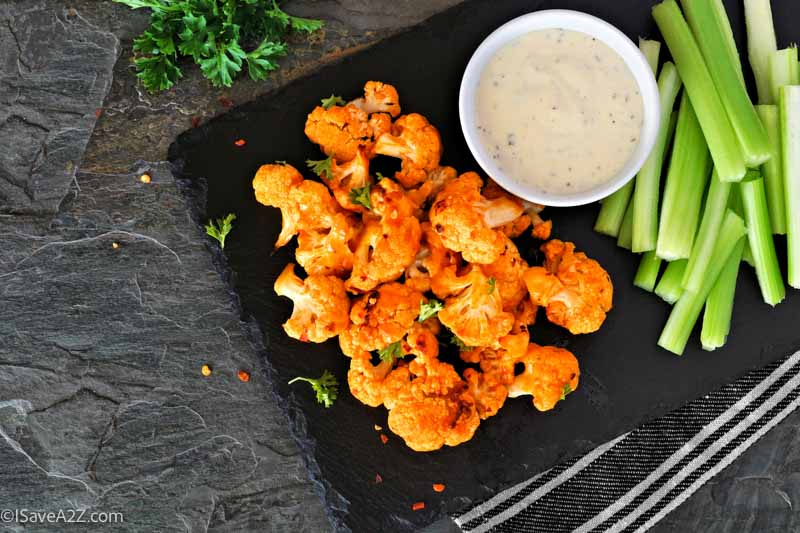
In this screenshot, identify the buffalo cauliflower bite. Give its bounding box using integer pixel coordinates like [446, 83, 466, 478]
[405, 222, 461, 293]
[338, 281, 424, 357]
[429, 172, 524, 264]
[252, 163, 342, 248]
[326, 146, 373, 212]
[346, 179, 421, 293]
[374, 113, 443, 188]
[483, 180, 552, 240]
[405, 165, 458, 211]
[464, 368, 508, 420]
[481, 235, 529, 311]
[507, 343, 580, 411]
[295, 212, 360, 277]
[347, 350, 393, 407]
[349, 81, 401, 117]
[273, 264, 350, 343]
[304, 103, 385, 162]
[523, 240, 613, 334]
[435, 265, 514, 348]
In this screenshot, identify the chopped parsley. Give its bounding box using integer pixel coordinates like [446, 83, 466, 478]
[561, 383, 574, 401]
[418, 299, 444, 322]
[288, 370, 339, 408]
[349, 184, 372, 209]
[320, 94, 346, 109]
[378, 341, 404, 364]
[487, 277, 497, 294]
[204, 213, 236, 249]
[306, 156, 333, 179]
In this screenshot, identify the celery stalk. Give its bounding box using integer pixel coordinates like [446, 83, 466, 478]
[594, 39, 661, 237]
[659, 210, 746, 355]
[781, 86, 800, 288]
[681, 0, 771, 167]
[656, 92, 711, 260]
[682, 170, 732, 291]
[755, 105, 786, 234]
[740, 176, 786, 305]
[617, 200, 634, 250]
[707, 0, 745, 87]
[769, 47, 800, 105]
[634, 251, 663, 292]
[729, 180, 756, 267]
[744, 0, 778, 104]
[653, 0, 746, 182]
[632, 63, 682, 253]
[700, 240, 744, 350]
[655, 259, 688, 304]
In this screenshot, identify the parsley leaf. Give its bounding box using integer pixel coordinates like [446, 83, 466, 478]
[321, 94, 346, 109]
[419, 299, 444, 322]
[205, 213, 236, 249]
[487, 277, 497, 294]
[246, 39, 287, 81]
[349, 184, 372, 209]
[377, 341, 404, 364]
[561, 383, 573, 401]
[306, 156, 333, 179]
[450, 334, 474, 352]
[290, 16, 324, 34]
[289, 370, 339, 408]
[199, 39, 247, 88]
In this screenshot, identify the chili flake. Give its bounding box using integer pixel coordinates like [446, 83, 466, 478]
[412, 502, 425, 511]
[374, 473, 383, 484]
[380, 434, 389, 444]
[234, 139, 246, 147]
[201, 364, 212, 377]
[139, 173, 151, 184]
[237, 369, 251, 382]
[432, 483, 445, 493]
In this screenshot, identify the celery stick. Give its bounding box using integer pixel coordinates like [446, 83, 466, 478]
[682, 170, 732, 291]
[659, 210, 746, 355]
[617, 200, 634, 250]
[740, 176, 786, 305]
[744, 0, 778, 104]
[742, 243, 755, 267]
[632, 64, 682, 253]
[635, 252, 663, 292]
[707, 0, 745, 87]
[769, 47, 800, 105]
[594, 39, 661, 237]
[780, 86, 800, 288]
[700, 240, 744, 350]
[729, 180, 756, 267]
[755, 105, 786, 234]
[656, 92, 711, 260]
[681, 0, 771, 167]
[655, 259, 688, 304]
[653, 0, 746, 182]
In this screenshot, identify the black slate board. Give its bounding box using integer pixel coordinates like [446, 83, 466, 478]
[169, 1, 800, 530]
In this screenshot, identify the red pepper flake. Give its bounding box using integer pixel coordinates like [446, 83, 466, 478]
[94, 108, 103, 118]
[191, 116, 201, 128]
[234, 139, 246, 147]
[237, 369, 251, 382]
[374, 473, 382, 484]
[412, 502, 425, 511]
[218, 96, 234, 108]
[380, 434, 389, 444]
[432, 483, 445, 493]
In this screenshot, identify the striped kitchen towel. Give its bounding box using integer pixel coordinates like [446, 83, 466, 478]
[454, 349, 800, 533]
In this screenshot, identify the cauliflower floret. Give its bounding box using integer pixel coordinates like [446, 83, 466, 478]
[405, 222, 461, 293]
[273, 263, 350, 343]
[349, 81, 401, 117]
[507, 343, 580, 411]
[511, 297, 538, 334]
[435, 265, 514, 348]
[346, 179, 421, 293]
[304, 104, 385, 162]
[252, 163, 341, 248]
[338, 281, 424, 357]
[347, 350, 394, 407]
[295, 212, 360, 277]
[374, 113, 443, 188]
[463, 368, 508, 420]
[405, 165, 458, 212]
[484, 180, 552, 239]
[481, 235, 528, 312]
[429, 172, 524, 264]
[523, 240, 613, 334]
[326, 146, 372, 213]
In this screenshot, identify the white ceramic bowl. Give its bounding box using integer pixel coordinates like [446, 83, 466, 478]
[459, 10, 661, 207]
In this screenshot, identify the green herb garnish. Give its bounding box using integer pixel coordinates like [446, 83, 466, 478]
[288, 370, 339, 408]
[306, 156, 333, 179]
[205, 213, 236, 249]
[487, 277, 497, 294]
[450, 334, 474, 352]
[561, 383, 574, 401]
[378, 341, 405, 364]
[349, 184, 372, 209]
[320, 94, 346, 109]
[418, 299, 444, 322]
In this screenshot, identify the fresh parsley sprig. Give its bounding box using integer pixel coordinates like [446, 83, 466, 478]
[418, 299, 444, 322]
[289, 370, 339, 408]
[320, 95, 345, 109]
[306, 156, 333, 179]
[349, 184, 372, 210]
[377, 341, 404, 364]
[205, 213, 236, 249]
[113, 0, 324, 92]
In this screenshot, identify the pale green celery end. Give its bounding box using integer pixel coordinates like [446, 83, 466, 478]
[709, 0, 745, 86]
[682, 0, 771, 167]
[769, 47, 799, 106]
[639, 39, 662, 73]
[700, 239, 744, 351]
[634, 251, 663, 292]
[780, 86, 800, 288]
[659, 210, 746, 355]
[656, 93, 711, 261]
[595, 181, 633, 237]
[617, 201, 634, 250]
[632, 64, 682, 253]
[755, 105, 787, 234]
[740, 177, 785, 305]
[682, 170, 732, 291]
[653, 0, 746, 182]
[744, 0, 778, 104]
[655, 259, 688, 304]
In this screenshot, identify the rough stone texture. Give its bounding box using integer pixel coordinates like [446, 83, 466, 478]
[2, 0, 800, 531]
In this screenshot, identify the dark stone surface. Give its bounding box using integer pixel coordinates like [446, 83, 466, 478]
[1, 0, 800, 531]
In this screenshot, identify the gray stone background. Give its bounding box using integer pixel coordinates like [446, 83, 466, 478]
[0, 1, 798, 531]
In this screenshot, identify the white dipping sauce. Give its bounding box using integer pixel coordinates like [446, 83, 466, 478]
[476, 28, 644, 194]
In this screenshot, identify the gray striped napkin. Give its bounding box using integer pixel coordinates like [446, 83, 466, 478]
[454, 349, 800, 532]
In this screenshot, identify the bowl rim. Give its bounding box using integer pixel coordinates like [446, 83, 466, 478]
[458, 9, 661, 207]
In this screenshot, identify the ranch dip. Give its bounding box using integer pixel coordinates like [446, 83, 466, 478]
[476, 28, 644, 194]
